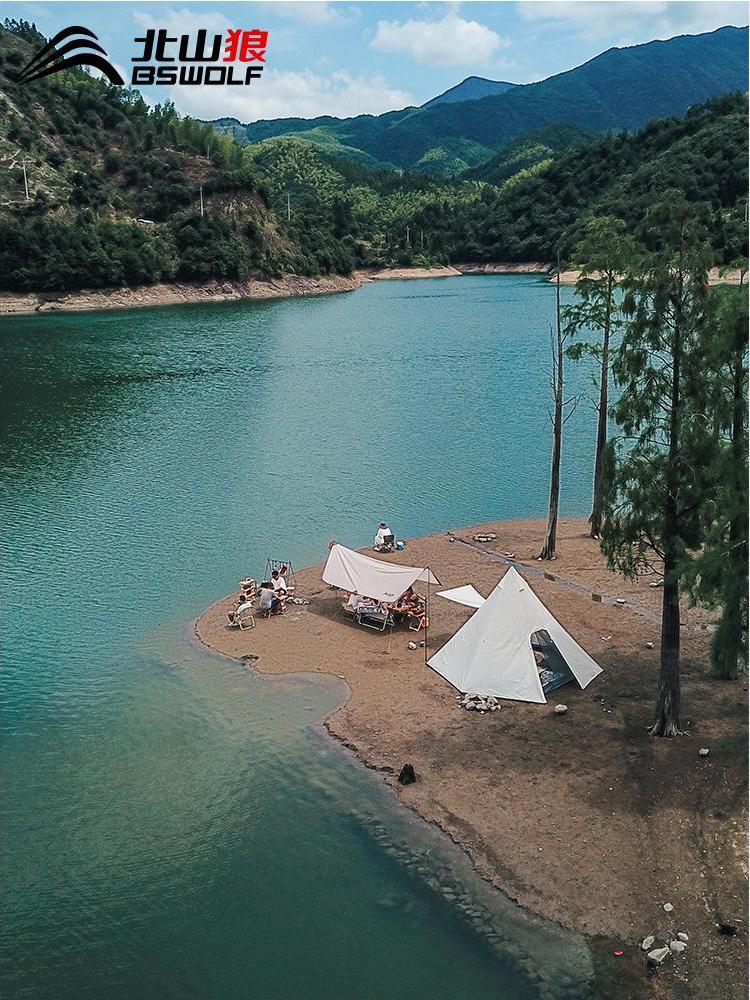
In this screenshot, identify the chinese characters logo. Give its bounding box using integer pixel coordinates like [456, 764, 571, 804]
[132, 28, 268, 85]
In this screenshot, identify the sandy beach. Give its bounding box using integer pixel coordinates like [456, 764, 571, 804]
[196, 518, 747, 999]
[0, 262, 554, 316]
[554, 266, 745, 287]
[0, 272, 366, 316]
[1, 261, 741, 317]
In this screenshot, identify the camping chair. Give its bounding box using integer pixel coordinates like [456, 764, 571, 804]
[374, 533, 395, 553]
[227, 603, 256, 630]
[236, 605, 256, 630]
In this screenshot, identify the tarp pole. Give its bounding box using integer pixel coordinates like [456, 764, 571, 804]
[424, 574, 430, 663]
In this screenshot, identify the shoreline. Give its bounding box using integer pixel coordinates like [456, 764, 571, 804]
[1, 261, 741, 317]
[195, 518, 747, 1000]
[0, 261, 553, 316]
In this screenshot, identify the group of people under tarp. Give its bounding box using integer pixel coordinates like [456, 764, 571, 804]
[227, 567, 290, 624]
[343, 584, 427, 629]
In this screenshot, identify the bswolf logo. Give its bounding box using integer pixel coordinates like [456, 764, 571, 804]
[13, 25, 269, 88]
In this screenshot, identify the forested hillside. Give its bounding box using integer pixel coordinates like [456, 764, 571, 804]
[214, 26, 748, 174]
[460, 91, 748, 263]
[0, 19, 746, 294]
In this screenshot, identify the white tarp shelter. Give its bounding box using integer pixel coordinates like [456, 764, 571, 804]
[436, 585, 486, 609]
[322, 543, 440, 603]
[428, 566, 602, 704]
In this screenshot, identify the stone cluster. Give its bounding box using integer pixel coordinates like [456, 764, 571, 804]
[458, 693, 500, 712]
[642, 926, 689, 966]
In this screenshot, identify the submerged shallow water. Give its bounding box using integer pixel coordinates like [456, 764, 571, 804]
[2, 276, 600, 999]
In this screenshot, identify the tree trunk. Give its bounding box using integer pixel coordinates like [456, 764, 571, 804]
[539, 388, 562, 560]
[539, 274, 563, 561]
[651, 277, 682, 736]
[651, 572, 681, 736]
[589, 274, 612, 538]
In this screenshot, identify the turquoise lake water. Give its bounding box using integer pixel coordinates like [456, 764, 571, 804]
[2, 276, 601, 999]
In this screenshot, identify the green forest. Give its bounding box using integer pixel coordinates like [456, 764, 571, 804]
[0, 19, 747, 293]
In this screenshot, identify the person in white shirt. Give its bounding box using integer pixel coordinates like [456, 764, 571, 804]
[271, 570, 287, 593]
[228, 596, 254, 624]
[374, 522, 395, 551]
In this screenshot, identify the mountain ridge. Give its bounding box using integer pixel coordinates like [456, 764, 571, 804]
[422, 76, 518, 107]
[209, 26, 748, 174]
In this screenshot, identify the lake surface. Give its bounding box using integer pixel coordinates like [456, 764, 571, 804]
[2, 276, 600, 999]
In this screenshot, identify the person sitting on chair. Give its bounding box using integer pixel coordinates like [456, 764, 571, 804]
[391, 587, 413, 622]
[374, 522, 395, 552]
[405, 591, 425, 628]
[258, 582, 283, 616]
[227, 595, 255, 625]
[271, 569, 288, 595]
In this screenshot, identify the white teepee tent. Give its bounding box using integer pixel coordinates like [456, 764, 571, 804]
[427, 566, 602, 704]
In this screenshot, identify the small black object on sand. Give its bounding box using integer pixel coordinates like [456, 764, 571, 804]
[397, 763, 416, 785]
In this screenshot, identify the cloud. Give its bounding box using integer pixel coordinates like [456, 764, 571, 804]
[371, 11, 508, 66]
[132, 7, 231, 36]
[260, 2, 357, 26]
[516, 1, 749, 41]
[168, 68, 414, 122]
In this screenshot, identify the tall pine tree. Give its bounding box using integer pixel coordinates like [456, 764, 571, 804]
[683, 278, 748, 679]
[601, 195, 715, 736]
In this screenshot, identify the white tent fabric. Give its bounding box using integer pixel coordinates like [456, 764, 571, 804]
[436, 585, 486, 609]
[428, 566, 602, 703]
[322, 543, 440, 603]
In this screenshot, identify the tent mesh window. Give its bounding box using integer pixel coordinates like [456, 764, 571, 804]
[530, 629, 575, 695]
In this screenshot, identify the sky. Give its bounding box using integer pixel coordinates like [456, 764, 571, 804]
[4, 0, 749, 121]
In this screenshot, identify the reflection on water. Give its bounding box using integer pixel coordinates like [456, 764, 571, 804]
[2, 277, 599, 999]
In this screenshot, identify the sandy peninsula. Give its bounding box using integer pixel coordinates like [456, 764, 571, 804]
[196, 518, 747, 1000]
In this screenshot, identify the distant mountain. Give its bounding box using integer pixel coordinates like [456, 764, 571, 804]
[422, 76, 518, 107]
[210, 26, 749, 174]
